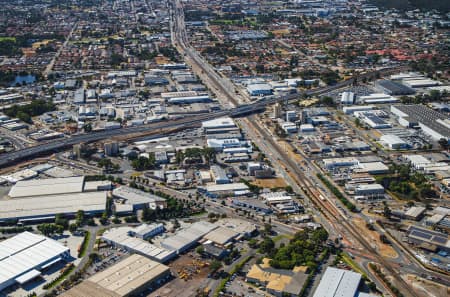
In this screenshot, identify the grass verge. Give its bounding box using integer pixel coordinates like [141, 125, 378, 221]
[77, 231, 91, 258]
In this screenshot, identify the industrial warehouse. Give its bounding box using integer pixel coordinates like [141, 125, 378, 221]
[313, 267, 376, 297]
[101, 226, 177, 263]
[60, 254, 170, 297]
[0, 1, 449, 296]
[0, 232, 70, 292]
[0, 176, 109, 222]
[391, 104, 450, 141]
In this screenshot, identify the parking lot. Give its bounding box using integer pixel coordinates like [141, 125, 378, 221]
[224, 275, 270, 297]
[85, 245, 129, 276]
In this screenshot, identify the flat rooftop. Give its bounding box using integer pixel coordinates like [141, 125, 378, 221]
[8, 176, 84, 198]
[393, 105, 450, 139]
[60, 254, 169, 297]
[205, 182, 249, 192]
[0, 191, 106, 221]
[112, 186, 166, 205]
[161, 221, 217, 252]
[0, 232, 69, 289]
[202, 117, 236, 129]
[376, 80, 415, 94]
[101, 227, 175, 262]
[204, 227, 239, 245]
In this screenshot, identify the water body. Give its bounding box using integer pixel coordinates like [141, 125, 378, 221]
[10, 74, 36, 86]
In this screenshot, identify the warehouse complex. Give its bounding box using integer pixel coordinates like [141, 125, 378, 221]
[60, 254, 170, 297]
[112, 186, 167, 212]
[0, 192, 107, 223]
[391, 105, 450, 141]
[160, 221, 217, 253]
[101, 226, 176, 263]
[0, 232, 70, 292]
[0, 176, 109, 223]
[375, 80, 415, 95]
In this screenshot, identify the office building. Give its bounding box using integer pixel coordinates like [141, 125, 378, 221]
[286, 110, 297, 122]
[129, 223, 165, 240]
[210, 165, 230, 184]
[104, 141, 119, 156]
[341, 91, 355, 105]
[247, 83, 273, 96]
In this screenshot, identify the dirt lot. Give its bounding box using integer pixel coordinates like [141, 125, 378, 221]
[353, 218, 398, 259]
[252, 177, 287, 188]
[149, 253, 212, 297]
[155, 56, 171, 65]
[404, 274, 450, 297]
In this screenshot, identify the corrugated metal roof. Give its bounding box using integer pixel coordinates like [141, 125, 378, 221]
[0, 232, 68, 287]
[313, 267, 361, 297]
[8, 176, 84, 198]
[0, 191, 106, 221]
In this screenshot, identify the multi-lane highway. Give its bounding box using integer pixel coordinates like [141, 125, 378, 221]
[0, 63, 404, 169]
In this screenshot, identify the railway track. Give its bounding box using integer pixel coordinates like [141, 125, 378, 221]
[170, 1, 421, 295]
[248, 118, 420, 297]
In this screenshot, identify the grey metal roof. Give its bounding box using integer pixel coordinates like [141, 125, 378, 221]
[393, 105, 450, 139]
[313, 267, 361, 297]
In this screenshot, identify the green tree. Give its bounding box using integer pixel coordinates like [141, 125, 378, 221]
[210, 260, 222, 272]
[100, 212, 109, 225]
[438, 138, 449, 150]
[83, 123, 92, 132]
[98, 158, 114, 169]
[37, 223, 64, 236]
[320, 96, 335, 107]
[263, 223, 272, 235]
[248, 238, 258, 248]
[259, 237, 275, 254]
[76, 210, 85, 226]
[131, 155, 156, 171]
[196, 245, 205, 255]
[55, 214, 69, 229]
[69, 223, 78, 233]
[203, 147, 217, 164]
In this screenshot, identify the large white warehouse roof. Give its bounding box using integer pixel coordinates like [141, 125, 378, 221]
[0, 192, 107, 222]
[8, 176, 84, 198]
[0, 232, 69, 291]
[202, 117, 236, 129]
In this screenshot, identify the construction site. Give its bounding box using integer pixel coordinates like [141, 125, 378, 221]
[149, 253, 212, 297]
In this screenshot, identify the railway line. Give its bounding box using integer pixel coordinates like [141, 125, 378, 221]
[248, 117, 421, 297]
[169, 1, 425, 296]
